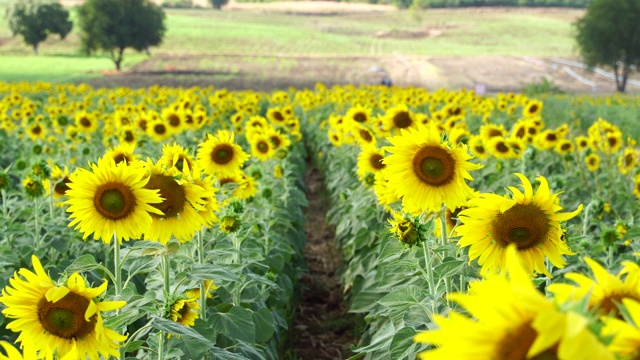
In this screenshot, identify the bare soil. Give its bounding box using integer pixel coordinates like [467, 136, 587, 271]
[287, 166, 358, 360]
[84, 53, 640, 94]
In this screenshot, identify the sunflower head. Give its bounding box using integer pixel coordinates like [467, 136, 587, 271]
[457, 173, 582, 276]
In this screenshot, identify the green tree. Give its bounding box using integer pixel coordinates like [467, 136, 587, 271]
[574, 0, 640, 92]
[209, 0, 228, 10]
[5, 0, 72, 55]
[77, 0, 166, 71]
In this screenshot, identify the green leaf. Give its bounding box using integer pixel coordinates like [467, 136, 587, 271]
[433, 259, 465, 280]
[190, 263, 241, 283]
[389, 326, 417, 360]
[350, 322, 395, 357]
[253, 308, 275, 343]
[64, 254, 105, 273]
[123, 340, 144, 353]
[151, 317, 214, 357]
[350, 290, 386, 313]
[377, 285, 423, 309]
[210, 305, 255, 343]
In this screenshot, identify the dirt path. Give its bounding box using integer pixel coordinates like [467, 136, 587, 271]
[287, 166, 357, 360]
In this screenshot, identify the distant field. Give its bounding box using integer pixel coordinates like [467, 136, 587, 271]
[0, 4, 600, 91]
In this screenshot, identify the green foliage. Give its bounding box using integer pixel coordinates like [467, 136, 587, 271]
[395, 0, 591, 8]
[522, 76, 564, 96]
[209, 0, 228, 9]
[77, 0, 166, 70]
[4, 0, 72, 54]
[574, 0, 640, 92]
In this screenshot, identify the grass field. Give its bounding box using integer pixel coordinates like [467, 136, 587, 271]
[0, 4, 585, 86]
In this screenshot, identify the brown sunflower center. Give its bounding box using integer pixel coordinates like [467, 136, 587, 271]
[93, 183, 135, 220]
[168, 114, 180, 127]
[270, 136, 281, 149]
[497, 321, 558, 360]
[124, 130, 135, 143]
[515, 127, 526, 138]
[37, 291, 96, 339]
[353, 112, 366, 123]
[154, 124, 167, 135]
[80, 118, 91, 128]
[32, 125, 42, 135]
[393, 111, 412, 129]
[369, 154, 385, 170]
[489, 129, 503, 138]
[272, 111, 284, 122]
[491, 203, 549, 250]
[359, 129, 373, 143]
[257, 141, 269, 154]
[528, 104, 539, 114]
[54, 177, 71, 196]
[625, 154, 634, 166]
[598, 292, 640, 317]
[211, 144, 234, 165]
[496, 142, 510, 153]
[560, 143, 571, 151]
[145, 174, 186, 219]
[112, 153, 130, 165]
[412, 146, 455, 186]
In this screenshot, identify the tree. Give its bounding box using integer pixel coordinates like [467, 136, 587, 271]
[574, 0, 640, 92]
[5, 0, 72, 55]
[77, 0, 166, 71]
[209, 0, 228, 10]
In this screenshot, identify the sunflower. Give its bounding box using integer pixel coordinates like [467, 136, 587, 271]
[158, 143, 195, 173]
[574, 136, 592, 152]
[265, 127, 291, 152]
[168, 297, 199, 328]
[467, 135, 489, 160]
[185, 280, 218, 300]
[456, 173, 582, 276]
[249, 134, 275, 161]
[344, 104, 372, 125]
[585, 153, 601, 172]
[351, 122, 377, 148]
[217, 171, 257, 201]
[601, 299, 640, 358]
[617, 147, 637, 175]
[48, 164, 71, 201]
[196, 130, 249, 177]
[26, 122, 46, 141]
[0, 255, 127, 360]
[356, 146, 386, 182]
[634, 174, 640, 200]
[65, 157, 163, 244]
[104, 143, 138, 166]
[414, 246, 613, 360]
[75, 111, 98, 134]
[142, 159, 208, 244]
[523, 99, 543, 118]
[555, 139, 574, 155]
[189, 167, 219, 227]
[548, 258, 640, 317]
[23, 175, 44, 199]
[384, 122, 481, 213]
[388, 211, 418, 246]
[479, 123, 506, 140]
[266, 107, 288, 125]
[161, 107, 184, 135]
[384, 104, 415, 133]
[486, 136, 515, 159]
[147, 119, 171, 142]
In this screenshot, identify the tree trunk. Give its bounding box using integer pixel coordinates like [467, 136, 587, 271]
[613, 63, 621, 91]
[111, 47, 125, 71]
[619, 64, 629, 93]
[32, 44, 38, 55]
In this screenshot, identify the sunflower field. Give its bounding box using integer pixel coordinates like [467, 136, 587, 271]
[1, 80, 640, 359]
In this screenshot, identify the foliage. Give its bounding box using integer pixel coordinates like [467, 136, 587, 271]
[4, 0, 72, 54]
[522, 76, 565, 96]
[77, 0, 166, 70]
[209, 0, 228, 9]
[574, 0, 640, 92]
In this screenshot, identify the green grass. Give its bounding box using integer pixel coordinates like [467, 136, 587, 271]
[0, 6, 584, 82]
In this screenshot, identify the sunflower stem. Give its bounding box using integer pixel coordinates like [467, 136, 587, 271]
[581, 201, 593, 238]
[162, 253, 171, 299]
[113, 234, 122, 296]
[48, 180, 54, 220]
[197, 229, 208, 321]
[33, 196, 41, 248]
[439, 212, 452, 308]
[421, 238, 437, 315]
[1, 189, 8, 219]
[158, 331, 165, 360]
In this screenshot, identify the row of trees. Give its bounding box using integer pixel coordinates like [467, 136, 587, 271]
[4, 0, 167, 70]
[391, 0, 591, 9]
